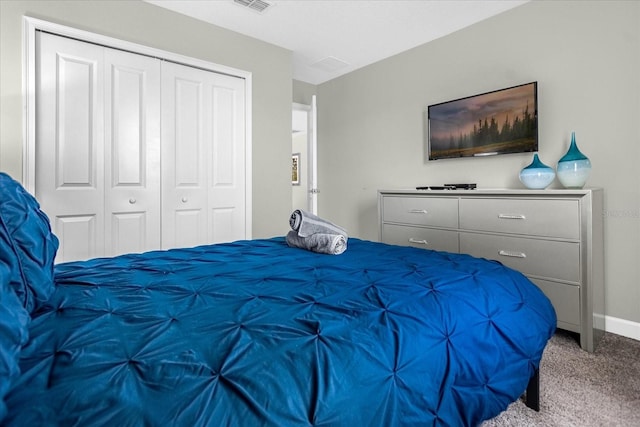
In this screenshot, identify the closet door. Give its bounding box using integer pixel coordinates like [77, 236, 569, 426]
[207, 70, 246, 244]
[103, 49, 161, 257]
[35, 30, 248, 260]
[36, 32, 161, 262]
[161, 62, 246, 249]
[36, 32, 105, 262]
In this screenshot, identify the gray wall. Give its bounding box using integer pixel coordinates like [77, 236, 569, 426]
[315, 0, 640, 325]
[0, 0, 293, 238]
[293, 79, 317, 106]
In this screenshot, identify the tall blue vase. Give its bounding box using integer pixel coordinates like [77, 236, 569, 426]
[556, 132, 591, 189]
[519, 153, 555, 189]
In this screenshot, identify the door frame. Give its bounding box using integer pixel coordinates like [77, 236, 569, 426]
[22, 16, 253, 237]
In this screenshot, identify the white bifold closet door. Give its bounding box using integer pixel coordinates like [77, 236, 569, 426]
[161, 62, 246, 250]
[35, 31, 246, 262]
[35, 32, 161, 262]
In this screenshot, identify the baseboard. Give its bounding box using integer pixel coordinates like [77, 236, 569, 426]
[605, 315, 640, 341]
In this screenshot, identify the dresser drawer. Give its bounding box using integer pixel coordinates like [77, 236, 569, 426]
[459, 232, 580, 282]
[459, 198, 580, 239]
[382, 196, 458, 228]
[382, 224, 459, 253]
[531, 278, 580, 331]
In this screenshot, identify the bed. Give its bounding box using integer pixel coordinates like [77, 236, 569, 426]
[0, 173, 556, 426]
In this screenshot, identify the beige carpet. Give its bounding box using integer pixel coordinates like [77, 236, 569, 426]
[482, 330, 640, 426]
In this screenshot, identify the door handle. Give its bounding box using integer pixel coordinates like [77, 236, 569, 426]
[408, 238, 428, 245]
[498, 214, 526, 220]
[499, 250, 527, 258]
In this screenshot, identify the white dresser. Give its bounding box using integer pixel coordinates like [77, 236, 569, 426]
[378, 189, 604, 352]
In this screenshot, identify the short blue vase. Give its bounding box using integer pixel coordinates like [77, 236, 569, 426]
[519, 153, 555, 189]
[556, 132, 591, 189]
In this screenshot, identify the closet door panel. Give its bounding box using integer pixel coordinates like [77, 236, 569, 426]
[210, 208, 238, 243]
[161, 62, 208, 249]
[175, 80, 202, 184]
[208, 76, 246, 243]
[104, 48, 161, 257]
[54, 216, 98, 262]
[110, 212, 149, 256]
[36, 32, 105, 262]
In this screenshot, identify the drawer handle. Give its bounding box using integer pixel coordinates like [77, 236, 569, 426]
[499, 250, 527, 258]
[409, 209, 428, 214]
[498, 214, 526, 220]
[408, 238, 429, 245]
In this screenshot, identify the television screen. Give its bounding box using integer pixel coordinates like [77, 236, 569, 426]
[427, 82, 538, 160]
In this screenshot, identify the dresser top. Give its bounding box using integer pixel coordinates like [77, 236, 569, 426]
[379, 188, 602, 196]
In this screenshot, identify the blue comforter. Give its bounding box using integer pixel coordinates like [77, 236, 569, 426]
[4, 238, 556, 426]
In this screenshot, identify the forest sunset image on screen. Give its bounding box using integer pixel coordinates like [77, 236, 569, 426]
[428, 82, 537, 160]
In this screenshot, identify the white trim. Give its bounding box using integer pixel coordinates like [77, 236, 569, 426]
[310, 95, 318, 215]
[606, 315, 640, 342]
[22, 17, 37, 192]
[244, 76, 253, 238]
[22, 16, 253, 238]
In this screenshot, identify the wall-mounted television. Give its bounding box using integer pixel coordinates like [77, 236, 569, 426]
[427, 82, 538, 160]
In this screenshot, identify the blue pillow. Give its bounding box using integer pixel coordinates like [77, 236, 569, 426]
[0, 261, 30, 423]
[0, 173, 59, 313]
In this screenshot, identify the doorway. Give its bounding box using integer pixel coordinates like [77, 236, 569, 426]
[292, 96, 317, 214]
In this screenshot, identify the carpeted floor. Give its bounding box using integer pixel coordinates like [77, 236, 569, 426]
[482, 330, 640, 426]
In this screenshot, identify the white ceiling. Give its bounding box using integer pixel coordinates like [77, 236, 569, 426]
[146, 0, 529, 85]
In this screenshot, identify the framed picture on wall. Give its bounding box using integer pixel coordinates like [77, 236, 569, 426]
[292, 153, 300, 185]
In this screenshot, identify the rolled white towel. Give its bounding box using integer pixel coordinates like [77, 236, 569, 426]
[285, 230, 347, 255]
[289, 210, 347, 238]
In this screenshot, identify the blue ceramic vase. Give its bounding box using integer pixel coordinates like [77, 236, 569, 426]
[557, 132, 591, 189]
[519, 153, 555, 189]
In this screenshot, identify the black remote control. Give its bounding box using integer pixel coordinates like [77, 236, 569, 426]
[444, 183, 477, 189]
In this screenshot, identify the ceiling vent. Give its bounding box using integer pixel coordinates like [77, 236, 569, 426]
[310, 56, 350, 72]
[233, 0, 273, 13]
